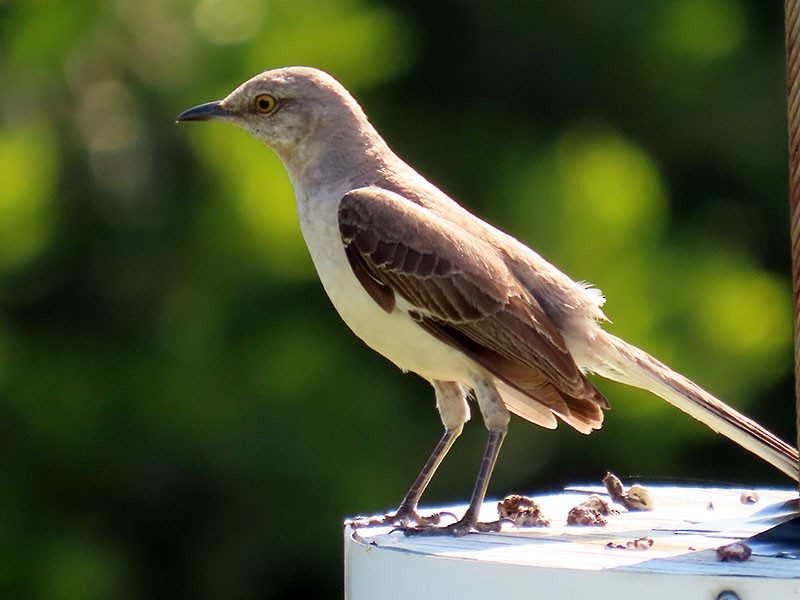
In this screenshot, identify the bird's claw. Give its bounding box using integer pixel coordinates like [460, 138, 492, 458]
[402, 518, 502, 537]
[347, 506, 454, 529]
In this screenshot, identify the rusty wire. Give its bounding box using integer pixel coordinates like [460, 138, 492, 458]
[785, 0, 800, 484]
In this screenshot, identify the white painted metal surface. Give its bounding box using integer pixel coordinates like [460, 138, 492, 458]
[344, 486, 799, 599]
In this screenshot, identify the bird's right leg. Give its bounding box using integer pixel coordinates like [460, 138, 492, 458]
[348, 381, 469, 528]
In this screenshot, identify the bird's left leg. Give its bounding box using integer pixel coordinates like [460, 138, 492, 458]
[349, 381, 469, 528]
[405, 376, 509, 536]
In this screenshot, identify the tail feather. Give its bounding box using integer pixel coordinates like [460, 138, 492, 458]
[593, 331, 799, 481]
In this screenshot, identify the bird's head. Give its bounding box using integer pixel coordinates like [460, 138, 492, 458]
[177, 66, 372, 168]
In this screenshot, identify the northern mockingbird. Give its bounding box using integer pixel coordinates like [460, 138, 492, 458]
[178, 67, 799, 536]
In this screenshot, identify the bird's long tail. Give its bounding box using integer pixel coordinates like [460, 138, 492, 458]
[593, 331, 799, 481]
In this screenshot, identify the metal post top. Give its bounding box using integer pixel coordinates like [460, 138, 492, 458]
[345, 485, 798, 600]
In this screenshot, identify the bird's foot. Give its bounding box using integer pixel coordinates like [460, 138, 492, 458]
[346, 505, 454, 529]
[402, 516, 502, 537]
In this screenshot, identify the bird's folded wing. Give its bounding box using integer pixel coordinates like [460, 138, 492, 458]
[338, 187, 608, 431]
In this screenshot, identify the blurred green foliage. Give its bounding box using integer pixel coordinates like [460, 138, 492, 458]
[0, 0, 796, 597]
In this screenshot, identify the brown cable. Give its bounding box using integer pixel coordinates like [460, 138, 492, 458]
[784, 0, 800, 485]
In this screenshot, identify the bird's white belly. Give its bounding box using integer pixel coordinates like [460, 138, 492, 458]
[296, 193, 474, 383]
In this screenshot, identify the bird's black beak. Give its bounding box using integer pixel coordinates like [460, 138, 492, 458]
[176, 101, 231, 122]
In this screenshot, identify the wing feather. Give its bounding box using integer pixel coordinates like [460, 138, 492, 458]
[339, 187, 608, 431]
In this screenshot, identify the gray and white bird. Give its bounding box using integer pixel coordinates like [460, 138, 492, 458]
[178, 67, 798, 535]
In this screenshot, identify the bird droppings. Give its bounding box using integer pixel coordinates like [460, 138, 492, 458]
[580, 494, 616, 516]
[605, 536, 654, 550]
[603, 472, 654, 511]
[740, 491, 760, 505]
[566, 488, 624, 526]
[497, 494, 551, 527]
[567, 504, 607, 526]
[716, 541, 752, 562]
[567, 498, 609, 526]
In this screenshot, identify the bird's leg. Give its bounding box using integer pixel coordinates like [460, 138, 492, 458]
[346, 428, 461, 528]
[405, 429, 506, 536]
[405, 377, 510, 536]
[348, 382, 468, 529]
[386, 426, 462, 527]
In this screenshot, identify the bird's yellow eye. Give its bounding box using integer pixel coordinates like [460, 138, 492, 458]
[254, 93, 277, 114]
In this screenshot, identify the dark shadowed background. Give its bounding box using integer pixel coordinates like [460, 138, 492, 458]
[0, 0, 796, 597]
